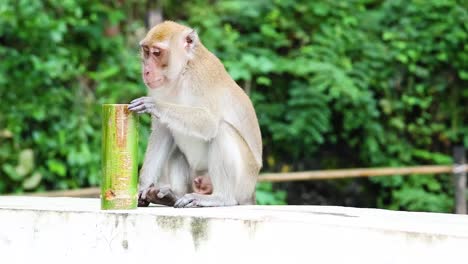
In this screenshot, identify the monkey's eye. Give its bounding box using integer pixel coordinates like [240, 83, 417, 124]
[142, 48, 150, 58]
[152, 50, 161, 57]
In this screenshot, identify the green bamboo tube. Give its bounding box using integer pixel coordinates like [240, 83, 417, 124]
[101, 104, 138, 210]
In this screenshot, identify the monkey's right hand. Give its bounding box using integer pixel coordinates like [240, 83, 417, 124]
[128, 97, 158, 117]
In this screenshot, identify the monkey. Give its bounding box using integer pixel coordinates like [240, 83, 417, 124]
[128, 21, 262, 208]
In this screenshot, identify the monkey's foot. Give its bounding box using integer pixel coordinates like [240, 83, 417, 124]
[174, 193, 201, 208]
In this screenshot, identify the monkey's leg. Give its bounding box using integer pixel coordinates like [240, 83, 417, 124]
[141, 148, 191, 207]
[174, 123, 258, 208]
[138, 121, 174, 207]
[167, 149, 192, 198]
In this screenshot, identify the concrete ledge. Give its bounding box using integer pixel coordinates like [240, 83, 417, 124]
[1, 197, 467, 264]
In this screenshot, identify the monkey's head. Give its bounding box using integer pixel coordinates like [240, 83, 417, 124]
[139, 21, 199, 90]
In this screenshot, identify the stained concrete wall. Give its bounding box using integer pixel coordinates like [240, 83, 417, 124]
[0, 196, 467, 264]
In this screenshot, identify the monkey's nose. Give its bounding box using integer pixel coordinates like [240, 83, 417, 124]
[145, 71, 150, 76]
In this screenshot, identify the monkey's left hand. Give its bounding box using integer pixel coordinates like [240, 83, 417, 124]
[129, 97, 159, 117]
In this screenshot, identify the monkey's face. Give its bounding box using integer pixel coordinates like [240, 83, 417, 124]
[140, 44, 169, 89]
[139, 21, 198, 90]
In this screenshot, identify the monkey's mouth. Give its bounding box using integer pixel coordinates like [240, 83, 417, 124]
[146, 77, 165, 89]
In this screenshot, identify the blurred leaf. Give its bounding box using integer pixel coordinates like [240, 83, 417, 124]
[22, 172, 43, 190]
[256, 183, 287, 205]
[15, 149, 35, 177]
[3, 164, 24, 181]
[47, 159, 66, 177]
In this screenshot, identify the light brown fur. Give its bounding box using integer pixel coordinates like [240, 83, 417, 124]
[143, 21, 187, 43]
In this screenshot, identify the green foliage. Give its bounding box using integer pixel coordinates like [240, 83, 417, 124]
[256, 182, 287, 205]
[168, 0, 467, 211]
[0, 0, 145, 192]
[1, 0, 467, 211]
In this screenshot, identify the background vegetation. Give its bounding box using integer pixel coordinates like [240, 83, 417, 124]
[0, 0, 466, 212]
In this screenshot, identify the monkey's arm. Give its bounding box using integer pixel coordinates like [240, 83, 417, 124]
[129, 97, 218, 140]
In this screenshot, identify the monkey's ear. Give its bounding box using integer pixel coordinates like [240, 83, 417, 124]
[184, 30, 198, 53]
